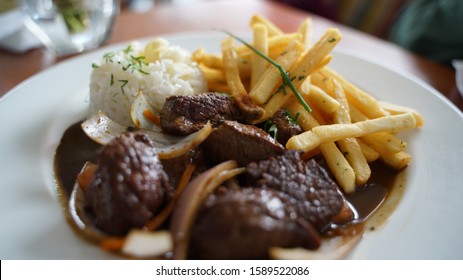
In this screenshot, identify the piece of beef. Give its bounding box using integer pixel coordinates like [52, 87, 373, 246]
[246, 150, 345, 230]
[269, 109, 302, 145]
[160, 92, 244, 136]
[189, 187, 320, 259]
[232, 91, 265, 122]
[202, 121, 285, 166]
[160, 147, 208, 188]
[86, 133, 174, 236]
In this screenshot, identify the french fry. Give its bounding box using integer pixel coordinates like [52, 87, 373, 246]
[286, 101, 320, 130]
[251, 28, 341, 119]
[207, 80, 230, 93]
[379, 101, 424, 127]
[193, 48, 252, 80]
[221, 37, 264, 121]
[199, 64, 225, 82]
[258, 29, 341, 119]
[199, 64, 230, 92]
[221, 37, 249, 96]
[331, 79, 371, 185]
[360, 133, 406, 155]
[286, 101, 356, 192]
[237, 33, 301, 59]
[380, 151, 412, 170]
[250, 15, 283, 37]
[301, 84, 340, 115]
[357, 140, 380, 162]
[317, 55, 333, 70]
[353, 117, 412, 169]
[286, 112, 417, 152]
[251, 23, 269, 89]
[192, 48, 223, 69]
[249, 40, 304, 105]
[305, 101, 329, 125]
[338, 138, 370, 185]
[349, 105, 407, 153]
[287, 29, 342, 93]
[320, 142, 356, 193]
[257, 64, 330, 123]
[315, 68, 389, 119]
[195, 34, 300, 70]
[315, 112, 416, 142]
[297, 17, 314, 48]
[259, 92, 294, 121]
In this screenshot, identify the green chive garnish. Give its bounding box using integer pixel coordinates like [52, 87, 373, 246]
[219, 30, 312, 113]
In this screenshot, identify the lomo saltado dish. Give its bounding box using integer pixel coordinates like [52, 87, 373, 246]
[54, 15, 423, 259]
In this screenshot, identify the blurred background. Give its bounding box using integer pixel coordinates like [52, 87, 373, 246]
[274, 0, 463, 66]
[124, 0, 463, 66]
[1, 0, 462, 65]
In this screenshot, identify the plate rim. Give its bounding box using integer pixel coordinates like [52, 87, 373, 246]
[1, 31, 463, 259]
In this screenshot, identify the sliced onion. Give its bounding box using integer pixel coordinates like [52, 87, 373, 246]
[130, 91, 162, 131]
[81, 111, 213, 159]
[169, 161, 244, 259]
[155, 121, 212, 159]
[122, 229, 172, 258]
[76, 161, 97, 192]
[144, 163, 196, 231]
[68, 162, 107, 243]
[269, 225, 365, 260]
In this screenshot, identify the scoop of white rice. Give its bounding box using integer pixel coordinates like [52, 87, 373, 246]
[89, 38, 207, 126]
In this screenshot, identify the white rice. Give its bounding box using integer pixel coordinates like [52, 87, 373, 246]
[89, 39, 207, 126]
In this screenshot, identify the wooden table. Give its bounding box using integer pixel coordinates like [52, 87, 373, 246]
[1, 0, 461, 111]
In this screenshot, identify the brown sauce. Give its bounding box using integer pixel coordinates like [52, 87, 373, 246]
[54, 121, 407, 251]
[54, 122, 101, 198]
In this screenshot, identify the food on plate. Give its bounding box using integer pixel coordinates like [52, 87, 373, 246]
[89, 38, 207, 126]
[189, 151, 345, 259]
[85, 133, 174, 236]
[160, 92, 244, 136]
[54, 15, 423, 259]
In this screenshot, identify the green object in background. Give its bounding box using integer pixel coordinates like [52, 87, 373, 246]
[0, 0, 17, 13]
[389, 0, 463, 65]
[53, 0, 90, 33]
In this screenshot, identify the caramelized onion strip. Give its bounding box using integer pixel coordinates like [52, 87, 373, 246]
[130, 91, 162, 130]
[169, 161, 244, 259]
[144, 164, 196, 231]
[76, 161, 97, 192]
[68, 163, 107, 243]
[81, 111, 212, 159]
[100, 237, 126, 252]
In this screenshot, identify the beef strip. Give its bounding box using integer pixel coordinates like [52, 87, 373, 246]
[160, 92, 244, 136]
[86, 133, 174, 235]
[232, 92, 265, 122]
[189, 187, 320, 259]
[269, 109, 302, 145]
[202, 120, 285, 166]
[246, 150, 345, 230]
[189, 150, 347, 259]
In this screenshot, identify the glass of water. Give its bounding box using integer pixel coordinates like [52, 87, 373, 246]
[21, 0, 120, 56]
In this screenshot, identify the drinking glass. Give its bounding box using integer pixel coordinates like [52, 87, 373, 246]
[21, 0, 120, 56]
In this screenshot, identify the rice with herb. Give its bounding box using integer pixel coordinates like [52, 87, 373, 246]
[89, 38, 207, 126]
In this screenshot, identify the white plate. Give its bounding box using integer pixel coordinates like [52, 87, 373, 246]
[1, 32, 462, 259]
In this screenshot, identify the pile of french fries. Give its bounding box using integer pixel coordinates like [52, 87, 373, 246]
[193, 15, 423, 193]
